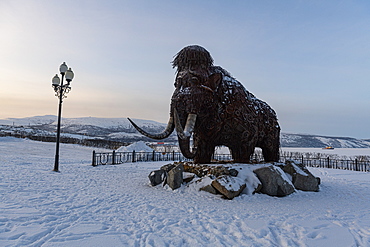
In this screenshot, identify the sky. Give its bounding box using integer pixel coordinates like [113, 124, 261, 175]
[1, 0, 370, 139]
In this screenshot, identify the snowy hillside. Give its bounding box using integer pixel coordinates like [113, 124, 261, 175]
[0, 115, 174, 143]
[0, 115, 166, 130]
[1, 115, 370, 148]
[1, 137, 370, 246]
[281, 133, 370, 148]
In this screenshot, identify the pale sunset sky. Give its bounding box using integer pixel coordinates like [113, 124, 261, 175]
[1, 0, 369, 139]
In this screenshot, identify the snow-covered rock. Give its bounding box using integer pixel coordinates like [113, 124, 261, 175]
[253, 165, 296, 197]
[278, 160, 320, 192]
[148, 170, 166, 186]
[211, 175, 246, 199]
[167, 163, 184, 190]
[151, 162, 319, 199]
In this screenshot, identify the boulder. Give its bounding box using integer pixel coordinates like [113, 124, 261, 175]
[183, 172, 195, 183]
[200, 184, 219, 195]
[148, 170, 166, 186]
[228, 168, 238, 177]
[183, 162, 236, 178]
[190, 176, 218, 194]
[253, 165, 295, 197]
[278, 160, 320, 192]
[293, 172, 320, 192]
[211, 175, 246, 199]
[160, 163, 177, 172]
[167, 163, 184, 190]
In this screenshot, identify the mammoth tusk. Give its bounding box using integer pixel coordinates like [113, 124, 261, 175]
[173, 108, 197, 159]
[178, 138, 197, 159]
[127, 117, 174, 140]
[173, 108, 197, 140]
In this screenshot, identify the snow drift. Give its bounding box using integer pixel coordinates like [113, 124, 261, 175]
[0, 137, 370, 246]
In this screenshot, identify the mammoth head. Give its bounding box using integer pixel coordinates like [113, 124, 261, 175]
[172, 45, 222, 92]
[172, 45, 213, 72]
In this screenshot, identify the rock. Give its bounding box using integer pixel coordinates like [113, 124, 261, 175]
[293, 172, 320, 192]
[183, 172, 195, 183]
[189, 176, 218, 194]
[278, 160, 320, 192]
[228, 168, 238, 177]
[160, 163, 176, 172]
[148, 170, 166, 186]
[251, 182, 263, 194]
[150, 162, 320, 198]
[183, 162, 236, 178]
[167, 163, 184, 190]
[211, 175, 246, 199]
[253, 165, 295, 197]
[200, 184, 219, 194]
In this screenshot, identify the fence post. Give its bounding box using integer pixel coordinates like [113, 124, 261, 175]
[301, 155, 304, 165]
[355, 159, 358, 171]
[132, 150, 136, 163]
[92, 150, 96, 166]
[172, 151, 175, 161]
[152, 150, 155, 161]
[327, 157, 330, 168]
[112, 150, 116, 165]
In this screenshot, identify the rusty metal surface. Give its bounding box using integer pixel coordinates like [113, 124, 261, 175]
[170, 45, 280, 163]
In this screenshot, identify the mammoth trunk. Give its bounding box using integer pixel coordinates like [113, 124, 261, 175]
[170, 85, 217, 162]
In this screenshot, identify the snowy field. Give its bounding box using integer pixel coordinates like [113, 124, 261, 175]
[1, 137, 370, 247]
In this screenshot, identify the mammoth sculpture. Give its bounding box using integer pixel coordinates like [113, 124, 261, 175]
[128, 45, 280, 164]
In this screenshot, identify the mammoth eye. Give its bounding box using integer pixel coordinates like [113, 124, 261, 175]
[191, 77, 199, 84]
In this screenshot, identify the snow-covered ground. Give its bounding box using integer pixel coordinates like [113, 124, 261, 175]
[1, 137, 370, 246]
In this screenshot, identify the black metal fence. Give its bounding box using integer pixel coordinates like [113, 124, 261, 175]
[279, 156, 369, 172]
[92, 150, 236, 165]
[92, 150, 370, 172]
[92, 150, 192, 165]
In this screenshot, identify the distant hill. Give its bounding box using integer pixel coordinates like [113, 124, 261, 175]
[1, 115, 370, 148]
[280, 133, 370, 148]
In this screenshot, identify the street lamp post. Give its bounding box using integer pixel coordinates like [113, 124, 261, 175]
[52, 62, 74, 172]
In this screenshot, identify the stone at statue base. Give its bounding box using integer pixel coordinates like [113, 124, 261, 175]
[277, 160, 320, 192]
[200, 184, 219, 195]
[147, 160, 320, 199]
[166, 163, 184, 190]
[253, 165, 295, 197]
[148, 170, 166, 186]
[183, 172, 195, 183]
[211, 175, 246, 199]
[161, 163, 177, 173]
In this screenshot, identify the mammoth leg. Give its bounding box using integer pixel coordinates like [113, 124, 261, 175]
[259, 129, 280, 162]
[193, 138, 214, 164]
[261, 138, 280, 162]
[230, 144, 253, 163]
[229, 145, 250, 163]
[231, 130, 257, 163]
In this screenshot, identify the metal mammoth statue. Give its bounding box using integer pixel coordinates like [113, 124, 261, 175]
[128, 45, 280, 164]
